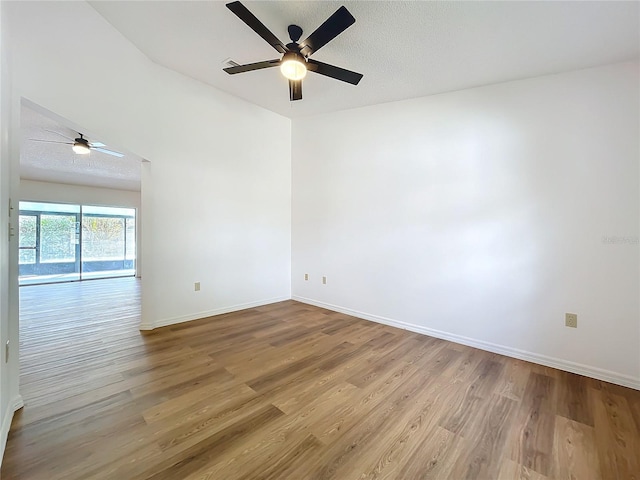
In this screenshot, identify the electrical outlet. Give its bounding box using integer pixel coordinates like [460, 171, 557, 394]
[565, 313, 577, 328]
[194, 282, 200, 292]
[322, 276, 327, 285]
[304, 273, 309, 281]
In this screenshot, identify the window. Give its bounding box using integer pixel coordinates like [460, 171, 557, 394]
[18, 201, 136, 285]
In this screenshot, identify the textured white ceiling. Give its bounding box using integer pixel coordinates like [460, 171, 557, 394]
[21, 105, 142, 191]
[89, 0, 639, 119]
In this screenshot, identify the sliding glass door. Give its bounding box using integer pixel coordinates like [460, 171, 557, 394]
[18, 214, 37, 267]
[18, 201, 136, 285]
[19, 202, 80, 284]
[81, 206, 136, 279]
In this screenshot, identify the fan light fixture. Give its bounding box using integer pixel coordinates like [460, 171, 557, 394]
[72, 137, 90, 155]
[280, 52, 307, 80]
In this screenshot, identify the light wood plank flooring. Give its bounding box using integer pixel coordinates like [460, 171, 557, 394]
[3, 277, 639, 479]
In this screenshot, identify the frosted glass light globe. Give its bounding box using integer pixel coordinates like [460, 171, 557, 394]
[280, 53, 307, 80]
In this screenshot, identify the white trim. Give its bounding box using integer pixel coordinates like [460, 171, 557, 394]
[0, 395, 23, 467]
[138, 321, 155, 331]
[293, 295, 640, 391]
[139, 296, 291, 331]
[11, 396, 24, 412]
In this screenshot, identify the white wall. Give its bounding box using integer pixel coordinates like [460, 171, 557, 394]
[6, 2, 292, 326]
[1, 1, 291, 459]
[1, 0, 12, 459]
[292, 62, 640, 389]
[19, 179, 143, 276]
[0, 0, 22, 462]
[20, 179, 140, 210]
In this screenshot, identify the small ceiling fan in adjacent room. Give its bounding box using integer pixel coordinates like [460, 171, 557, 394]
[223, 1, 363, 101]
[29, 131, 124, 157]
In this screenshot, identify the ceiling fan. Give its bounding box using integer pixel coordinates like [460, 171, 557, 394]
[30, 131, 124, 157]
[223, 1, 363, 101]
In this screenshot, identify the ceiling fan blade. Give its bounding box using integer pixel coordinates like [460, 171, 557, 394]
[299, 6, 355, 57]
[92, 147, 124, 158]
[226, 2, 287, 54]
[29, 139, 73, 145]
[224, 59, 281, 75]
[89, 142, 106, 148]
[307, 59, 363, 85]
[289, 79, 302, 101]
[43, 129, 74, 141]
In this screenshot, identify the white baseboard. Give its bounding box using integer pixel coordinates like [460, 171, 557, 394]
[11, 396, 23, 412]
[0, 395, 23, 467]
[139, 296, 291, 331]
[293, 295, 640, 391]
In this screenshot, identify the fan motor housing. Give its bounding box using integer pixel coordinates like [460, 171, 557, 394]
[288, 24, 303, 42]
[281, 51, 305, 64]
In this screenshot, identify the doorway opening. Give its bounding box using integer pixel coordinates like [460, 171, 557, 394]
[19, 201, 136, 285]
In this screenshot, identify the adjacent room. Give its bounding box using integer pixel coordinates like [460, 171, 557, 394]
[0, 1, 638, 479]
[18, 103, 142, 286]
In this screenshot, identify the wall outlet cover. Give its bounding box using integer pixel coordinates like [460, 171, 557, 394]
[565, 313, 578, 328]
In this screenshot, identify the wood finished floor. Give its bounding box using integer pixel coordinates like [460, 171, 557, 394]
[3, 277, 639, 479]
